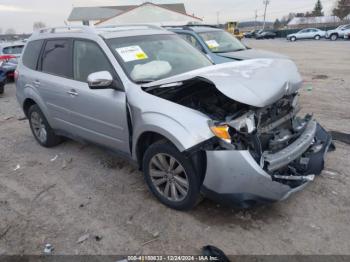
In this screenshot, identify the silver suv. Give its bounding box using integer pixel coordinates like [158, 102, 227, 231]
[16, 25, 332, 210]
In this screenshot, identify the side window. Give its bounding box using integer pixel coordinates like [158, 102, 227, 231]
[22, 40, 43, 70]
[41, 39, 72, 78]
[178, 34, 205, 53]
[73, 40, 114, 83]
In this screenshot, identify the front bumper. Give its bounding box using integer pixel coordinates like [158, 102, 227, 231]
[201, 123, 332, 208]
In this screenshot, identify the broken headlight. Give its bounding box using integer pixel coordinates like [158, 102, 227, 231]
[228, 111, 256, 134]
[210, 124, 231, 143]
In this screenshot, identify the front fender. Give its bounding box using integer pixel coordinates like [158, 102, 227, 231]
[132, 111, 214, 159]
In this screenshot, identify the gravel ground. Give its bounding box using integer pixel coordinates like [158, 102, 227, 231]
[0, 39, 350, 255]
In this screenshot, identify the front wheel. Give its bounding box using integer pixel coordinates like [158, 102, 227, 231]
[314, 35, 321, 40]
[0, 83, 4, 94]
[143, 141, 201, 210]
[291, 36, 296, 42]
[330, 34, 338, 41]
[28, 105, 63, 147]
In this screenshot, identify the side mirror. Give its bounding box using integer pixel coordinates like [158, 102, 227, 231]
[87, 71, 114, 89]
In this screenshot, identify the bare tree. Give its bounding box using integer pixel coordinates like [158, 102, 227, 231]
[5, 28, 16, 34]
[333, 0, 350, 19]
[33, 21, 46, 31]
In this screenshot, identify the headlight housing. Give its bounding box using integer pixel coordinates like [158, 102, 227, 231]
[210, 125, 231, 143]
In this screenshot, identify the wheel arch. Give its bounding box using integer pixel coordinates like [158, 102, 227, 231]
[21, 88, 53, 125]
[135, 130, 207, 183]
[23, 98, 37, 117]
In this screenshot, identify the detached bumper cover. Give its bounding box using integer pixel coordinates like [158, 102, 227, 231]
[202, 123, 332, 206]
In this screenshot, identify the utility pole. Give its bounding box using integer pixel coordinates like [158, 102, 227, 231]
[255, 10, 258, 30]
[262, 0, 270, 30]
[216, 11, 220, 25]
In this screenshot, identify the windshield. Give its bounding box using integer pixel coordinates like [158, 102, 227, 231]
[199, 30, 246, 53]
[106, 34, 212, 83]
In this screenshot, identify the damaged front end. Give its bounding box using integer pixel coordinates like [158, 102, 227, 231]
[142, 60, 333, 207]
[202, 94, 333, 206]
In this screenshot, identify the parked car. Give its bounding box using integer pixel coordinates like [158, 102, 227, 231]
[343, 29, 350, 40]
[167, 26, 286, 64]
[255, 30, 277, 39]
[326, 24, 350, 40]
[16, 25, 332, 210]
[243, 29, 258, 38]
[0, 55, 18, 94]
[287, 28, 326, 41]
[0, 42, 25, 91]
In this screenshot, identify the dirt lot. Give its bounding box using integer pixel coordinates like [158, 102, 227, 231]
[0, 39, 350, 255]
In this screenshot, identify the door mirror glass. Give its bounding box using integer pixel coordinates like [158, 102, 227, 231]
[87, 71, 113, 89]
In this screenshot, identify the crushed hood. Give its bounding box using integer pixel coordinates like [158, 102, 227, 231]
[143, 59, 303, 108]
[217, 49, 289, 60]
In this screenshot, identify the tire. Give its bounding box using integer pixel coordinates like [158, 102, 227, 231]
[330, 34, 338, 41]
[291, 36, 297, 42]
[314, 35, 321, 40]
[0, 84, 4, 94]
[143, 141, 201, 211]
[28, 104, 62, 148]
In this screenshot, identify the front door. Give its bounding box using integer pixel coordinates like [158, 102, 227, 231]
[65, 39, 130, 154]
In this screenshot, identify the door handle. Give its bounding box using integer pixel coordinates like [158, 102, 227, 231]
[67, 89, 78, 96]
[33, 80, 41, 87]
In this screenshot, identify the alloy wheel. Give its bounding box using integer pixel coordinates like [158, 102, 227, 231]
[149, 153, 189, 202]
[31, 112, 47, 143]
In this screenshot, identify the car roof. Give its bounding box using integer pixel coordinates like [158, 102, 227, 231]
[28, 25, 173, 42]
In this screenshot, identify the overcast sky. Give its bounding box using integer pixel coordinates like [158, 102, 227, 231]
[0, 0, 338, 33]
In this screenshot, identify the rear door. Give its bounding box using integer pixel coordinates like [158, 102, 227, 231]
[63, 39, 130, 153]
[37, 38, 76, 131]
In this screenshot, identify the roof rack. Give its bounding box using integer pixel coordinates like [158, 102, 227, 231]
[96, 24, 164, 31]
[35, 26, 96, 35]
[33, 24, 165, 36]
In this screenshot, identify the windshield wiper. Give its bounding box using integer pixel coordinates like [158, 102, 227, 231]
[213, 48, 246, 54]
[135, 80, 154, 84]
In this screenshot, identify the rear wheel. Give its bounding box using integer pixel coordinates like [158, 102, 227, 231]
[143, 141, 201, 210]
[314, 35, 321, 40]
[28, 105, 62, 147]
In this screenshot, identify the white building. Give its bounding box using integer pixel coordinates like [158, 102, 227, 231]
[287, 16, 341, 29]
[68, 2, 202, 26]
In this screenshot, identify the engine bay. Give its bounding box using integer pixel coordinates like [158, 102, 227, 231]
[145, 79, 249, 121]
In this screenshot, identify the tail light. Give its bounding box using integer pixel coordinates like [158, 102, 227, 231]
[0, 55, 16, 61]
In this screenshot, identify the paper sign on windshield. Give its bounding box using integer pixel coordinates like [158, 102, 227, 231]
[205, 40, 220, 49]
[116, 46, 148, 62]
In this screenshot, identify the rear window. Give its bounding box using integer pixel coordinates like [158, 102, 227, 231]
[41, 39, 72, 78]
[22, 40, 44, 70]
[3, 45, 24, 55]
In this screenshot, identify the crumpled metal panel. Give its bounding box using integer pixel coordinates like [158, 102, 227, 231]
[143, 59, 303, 108]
